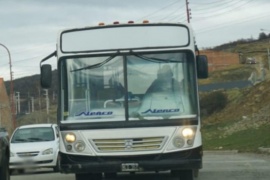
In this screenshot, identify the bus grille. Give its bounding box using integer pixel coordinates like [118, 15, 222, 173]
[90, 137, 166, 152]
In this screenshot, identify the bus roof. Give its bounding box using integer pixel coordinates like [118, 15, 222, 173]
[58, 23, 194, 55]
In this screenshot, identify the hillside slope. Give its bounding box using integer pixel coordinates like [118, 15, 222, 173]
[202, 78, 270, 152]
[200, 38, 270, 152]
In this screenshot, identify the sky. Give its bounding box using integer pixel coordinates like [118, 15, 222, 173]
[0, 0, 270, 81]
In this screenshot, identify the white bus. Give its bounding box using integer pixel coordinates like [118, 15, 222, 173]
[40, 22, 208, 180]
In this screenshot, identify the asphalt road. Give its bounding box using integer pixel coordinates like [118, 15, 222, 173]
[198, 80, 252, 92]
[11, 151, 270, 180]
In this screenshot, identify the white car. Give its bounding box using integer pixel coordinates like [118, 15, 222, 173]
[9, 124, 59, 173]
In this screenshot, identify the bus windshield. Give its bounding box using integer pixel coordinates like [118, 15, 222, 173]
[60, 51, 198, 122]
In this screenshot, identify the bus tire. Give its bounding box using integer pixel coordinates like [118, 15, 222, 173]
[75, 173, 88, 180]
[104, 172, 117, 179]
[172, 169, 194, 180]
[193, 169, 199, 178]
[75, 173, 102, 180]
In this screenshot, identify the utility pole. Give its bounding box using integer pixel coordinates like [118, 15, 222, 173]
[31, 97, 35, 112]
[53, 91, 56, 102]
[28, 92, 31, 114]
[267, 48, 270, 71]
[44, 89, 50, 123]
[39, 88, 41, 111]
[16, 92, 20, 114]
[185, 0, 191, 23]
[0, 43, 16, 129]
[260, 29, 270, 70]
[14, 93, 17, 115]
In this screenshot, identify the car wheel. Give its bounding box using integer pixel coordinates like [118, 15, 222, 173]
[53, 157, 60, 172]
[53, 165, 59, 172]
[0, 155, 10, 180]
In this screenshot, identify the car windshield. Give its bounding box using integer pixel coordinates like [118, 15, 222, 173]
[11, 127, 55, 143]
[61, 51, 198, 122]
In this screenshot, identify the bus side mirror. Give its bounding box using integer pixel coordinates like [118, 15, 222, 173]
[196, 55, 208, 79]
[41, 64, 52, 88]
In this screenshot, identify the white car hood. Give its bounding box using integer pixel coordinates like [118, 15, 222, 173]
[11, 141, 57, 153]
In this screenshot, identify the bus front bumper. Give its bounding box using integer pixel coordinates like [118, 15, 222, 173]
[60, 146, 202, 174]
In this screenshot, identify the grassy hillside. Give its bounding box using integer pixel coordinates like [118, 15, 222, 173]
[199, 38, 270, 152]
[215, 38, 270, 67]
[201, 69, 270, 152]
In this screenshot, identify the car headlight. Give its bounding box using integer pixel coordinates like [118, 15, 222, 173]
[74, 141, 86, 152]
[42, 148, 53, 155]
[65, 133, 76, 143]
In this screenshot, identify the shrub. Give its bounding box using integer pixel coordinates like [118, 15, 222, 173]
[200, 91, 228, 116]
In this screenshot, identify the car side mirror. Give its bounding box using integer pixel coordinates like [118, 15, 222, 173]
[196, 55, 208, 79]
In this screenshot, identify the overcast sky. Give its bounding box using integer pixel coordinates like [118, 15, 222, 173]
[0, 0, 270, 80]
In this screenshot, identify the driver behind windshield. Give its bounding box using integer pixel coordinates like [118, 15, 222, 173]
[145, 65, 181, 94]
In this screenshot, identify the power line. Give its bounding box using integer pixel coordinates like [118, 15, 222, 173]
[0, 54, 53, 67]
[195, 12, 270, 34]
[13, 55, 49, 63]
[158, 4, 186, 21]
[192, 0, 236, 5]
[0, 42, 54, 57]
[136, 0, 181, 21]
[166, 14, 187, 22]
[192, 0, 255, 19]
[191, 0, 241, 11]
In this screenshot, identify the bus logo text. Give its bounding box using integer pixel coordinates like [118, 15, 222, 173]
[142, 109, 180, 114]
[76, 111, 113, 116]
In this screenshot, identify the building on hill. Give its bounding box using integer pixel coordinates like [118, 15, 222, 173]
[0, 78, 13, 135]
[200, 50, 240, 72]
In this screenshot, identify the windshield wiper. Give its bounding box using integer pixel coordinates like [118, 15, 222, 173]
[134, 54, 181, 63]
[71, 54, 119, 72]
[27, 137, 44, 142]
[13, 138, 27, 142]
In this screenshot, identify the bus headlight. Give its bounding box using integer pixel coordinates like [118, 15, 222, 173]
[65, 133, 76, 143]
[173, 137, 185, 148]
[166, 126, 197, 152]
[74, 141, 86, 152]
[182, 128, 195, 138]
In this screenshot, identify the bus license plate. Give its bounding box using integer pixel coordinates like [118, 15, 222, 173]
[121, 163, 139, 172]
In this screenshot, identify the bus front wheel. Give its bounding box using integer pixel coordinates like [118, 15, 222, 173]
[75, 173, 102, 180]
[171, 169, 194, 180]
